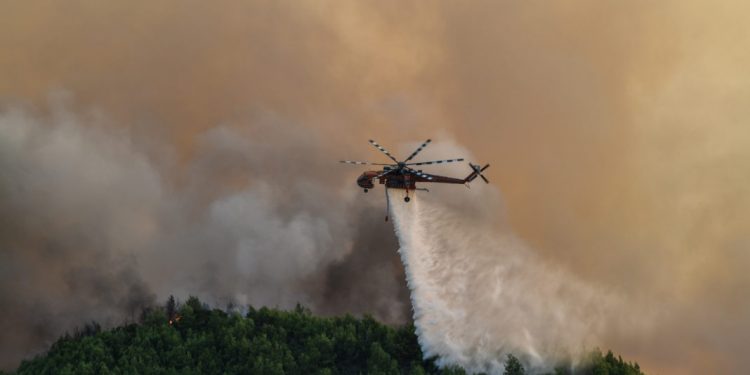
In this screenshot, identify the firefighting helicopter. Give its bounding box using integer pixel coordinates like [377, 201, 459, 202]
[340, 139, 489, 221]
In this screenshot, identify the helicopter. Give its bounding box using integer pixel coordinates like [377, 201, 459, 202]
[340, 139, 489, 221]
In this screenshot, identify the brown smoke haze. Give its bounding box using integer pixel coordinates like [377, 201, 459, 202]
[1, 1, 749, 374]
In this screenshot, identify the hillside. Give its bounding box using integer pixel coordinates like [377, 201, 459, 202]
[7, 297, 644, 375]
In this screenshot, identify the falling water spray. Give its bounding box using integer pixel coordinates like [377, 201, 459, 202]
[388, 189, 617, 374]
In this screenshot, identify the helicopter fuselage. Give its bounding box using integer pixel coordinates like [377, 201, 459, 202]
[357, 168, 466, 191]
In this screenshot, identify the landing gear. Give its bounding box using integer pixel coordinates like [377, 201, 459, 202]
[364, 188, 368, 193]
[404, 196, 411, 202]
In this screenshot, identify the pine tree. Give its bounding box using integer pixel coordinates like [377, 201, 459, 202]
[504, 354, 526, 375]
[166, 295, 177, 321]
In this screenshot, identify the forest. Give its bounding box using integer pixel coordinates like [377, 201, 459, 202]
[7, 297, 645, 375]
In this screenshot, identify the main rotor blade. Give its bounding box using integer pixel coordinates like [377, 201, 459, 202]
[406, 158, 464, 166]
[368, 139, 400, 163]
[339, 160, 394, 165]
[407, 168, 434, 181]
[404, 139, 432, 162]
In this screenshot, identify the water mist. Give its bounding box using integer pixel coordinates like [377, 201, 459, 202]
[388, 189, 617, 374]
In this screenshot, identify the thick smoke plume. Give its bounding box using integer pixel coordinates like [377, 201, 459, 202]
[0, 101, 409, 369]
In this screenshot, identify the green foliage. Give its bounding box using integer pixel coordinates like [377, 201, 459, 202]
[542, 349, 645, 375]
[577, 349, 645, 375]
[10, 297, 646, 375]
[12, 297, 442, 375]
[504, 354, 525, 375]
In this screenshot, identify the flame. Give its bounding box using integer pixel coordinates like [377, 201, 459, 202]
[168, 314, 182, 326]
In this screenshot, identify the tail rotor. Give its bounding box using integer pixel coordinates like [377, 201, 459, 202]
[466, 163, 490, 184]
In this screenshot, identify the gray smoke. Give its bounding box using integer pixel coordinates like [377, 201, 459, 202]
[0, 99, 409, 369]
[0, 102, 160, 364]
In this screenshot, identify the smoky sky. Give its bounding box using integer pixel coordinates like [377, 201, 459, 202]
[2, 1, 750, 374]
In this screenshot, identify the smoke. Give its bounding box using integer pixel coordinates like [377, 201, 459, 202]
[2, 1, 750, 374]
[0, 99, 409, 369]
[0, 101, 160, 364]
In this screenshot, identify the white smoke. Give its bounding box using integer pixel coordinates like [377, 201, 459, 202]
[388, 187, 623, 374]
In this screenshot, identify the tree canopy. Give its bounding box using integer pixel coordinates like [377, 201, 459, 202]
[7, 297, 645, 375]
